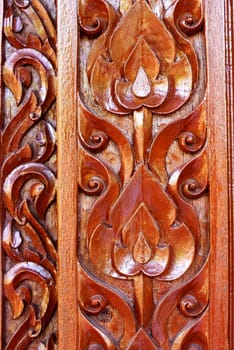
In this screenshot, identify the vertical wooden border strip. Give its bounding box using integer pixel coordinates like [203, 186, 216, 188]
[225, 0, 234, 347]
[0, 2, 3, 349]
[206, 1, 229, 348]
[57, 1, 78, 349]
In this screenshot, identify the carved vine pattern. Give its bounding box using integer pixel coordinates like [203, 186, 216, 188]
[78, 0, 208, 349]
[2, 1, 57, 349]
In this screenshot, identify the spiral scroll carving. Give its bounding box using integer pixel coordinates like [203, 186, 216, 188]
[2, 0, 57, 349]
[1, 0, 209, 349]
[78, 0, 208, 349]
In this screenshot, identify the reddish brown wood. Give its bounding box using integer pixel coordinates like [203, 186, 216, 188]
[0, 0, 233, 349]
[206, 0, 229, 348]
[57, 1, 78, 350]
[78, 1, 209, 349]
[80, 0, 200, 115]
[225, 1, 234, 348]
[1, 1, 57, 349]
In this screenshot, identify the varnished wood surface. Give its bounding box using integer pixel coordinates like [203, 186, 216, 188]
[206, 0, 229, 348]
[0, 0, 233, 349]
[57, 0, 78, 349]
[78, 0, 209, 349]
[1, 1, 57, 349]
[225, 0, 234, 347]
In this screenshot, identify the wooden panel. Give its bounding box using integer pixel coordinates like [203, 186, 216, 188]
[1, 1, 57, 349]
[0, 0, 233, 349]
[77, 0, 209, 349]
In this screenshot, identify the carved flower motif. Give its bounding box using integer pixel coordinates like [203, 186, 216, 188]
[89, 165, 195, 280]
[88, 0, 194, 114]
[113, 203, 170, 276]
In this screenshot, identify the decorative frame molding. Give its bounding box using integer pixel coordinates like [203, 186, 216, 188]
[0, 0, 232, 349]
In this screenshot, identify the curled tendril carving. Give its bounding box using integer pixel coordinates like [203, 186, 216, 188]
[78, 0, 208, 349]
[79, 0, 204, 115]
[1, 0, 208, 348]
[2, 0, 57, 348]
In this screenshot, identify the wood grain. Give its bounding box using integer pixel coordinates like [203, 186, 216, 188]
[206, 0, 229, 348]
[1, 1, 57, 349]
[78, 1, 209, 349]
[0, 0, 233, 349]
[225, 0, 234, 348]
[57, 0, 78, 349]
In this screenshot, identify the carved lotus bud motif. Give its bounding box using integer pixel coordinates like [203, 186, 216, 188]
[113, 203, 170, 277]
[86, 0, 196, 114]
[89, 165, 195, 280]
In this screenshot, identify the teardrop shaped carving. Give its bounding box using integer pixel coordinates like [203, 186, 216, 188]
[133, 232, 152, 264]
[82, 0, 198, 114]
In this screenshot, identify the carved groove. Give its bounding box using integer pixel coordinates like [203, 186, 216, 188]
[2, 0, 57, 348]
[78, 0, 208, 349]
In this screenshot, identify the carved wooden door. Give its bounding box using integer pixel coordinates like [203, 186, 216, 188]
[0, 0, 233, 349]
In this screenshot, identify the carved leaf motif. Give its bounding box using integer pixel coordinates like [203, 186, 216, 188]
[79, 311, 117, 350]
[4, 0, 56, 67]
[5, 306, 42, 350]
[163, 0, 202, 85]
[109, 0, 175, 69]
[78, 0, 207, 349]
[3, 48, 55, 111]
[79, 99, 133, 184]
[2, 1, 57, 347]
[78, 147, 120, 239]
[3, 213, 44, 263]
[167, 149, 208, 249]
[115, 38, 169, 109]
[87, 0, 196, 114]
[3, 163, 56, 221]
[113, 203, 170, 276]
[78, 264, 136, 348]
[174, 149, 208, 200]
[4, 262, 56, 350]
[4, 262, 55, 320]
[89, 164, 195, 280]
[2, 93, 40, 156]
[149, 101, 206, 186]
[152, 260, 208, 349]
[171, 313, 208, 350]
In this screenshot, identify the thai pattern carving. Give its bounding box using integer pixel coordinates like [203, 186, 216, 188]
[79, 0, 207, 349]
[79, 0, 203, 114]
[2, 1, 57, 349]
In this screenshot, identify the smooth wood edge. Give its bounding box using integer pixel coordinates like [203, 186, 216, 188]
[57, 1, 78, 349]
[224, 0, 234, 348]
[0, 1, 3, 348]
[206, 1, 229, 348]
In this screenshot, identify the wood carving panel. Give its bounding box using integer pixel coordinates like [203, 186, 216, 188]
[78, 0, 208, 349]
[1, 1, 57, 349]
